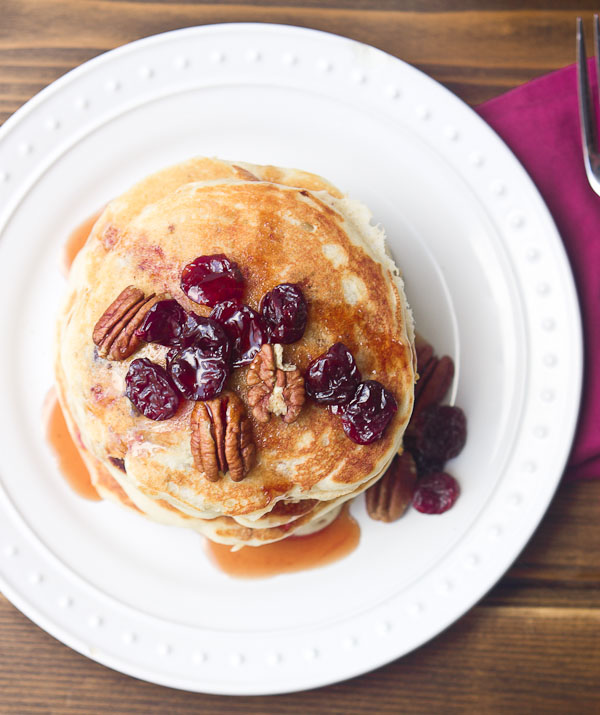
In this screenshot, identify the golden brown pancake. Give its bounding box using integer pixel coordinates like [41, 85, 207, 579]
[55, 157, 415, 546]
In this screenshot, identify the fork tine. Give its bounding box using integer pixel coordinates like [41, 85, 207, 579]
[577, 17, 597, 160]
[594, 14, 600, 110]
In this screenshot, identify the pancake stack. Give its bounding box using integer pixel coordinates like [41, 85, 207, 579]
[55, 158, 416, 547]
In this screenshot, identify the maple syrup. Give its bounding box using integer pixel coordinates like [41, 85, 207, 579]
[205, 505, 360, 578]
[60, 208, 103, 276]
[43, 388, 100, 501]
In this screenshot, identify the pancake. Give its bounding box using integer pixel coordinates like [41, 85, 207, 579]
[55, 157, 415, 547]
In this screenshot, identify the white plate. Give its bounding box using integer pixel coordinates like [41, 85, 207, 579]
[0, 24, 582, 694]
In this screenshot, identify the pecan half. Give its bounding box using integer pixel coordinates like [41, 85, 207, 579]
[92, 286, 166, 360]
[415, 333, 435, 376]
[190, 391, 256, 482]
[366, 451, 417, 522]
[246, 344, 305, 424]
[415, 354, 438, 400]
[413, 355, 454, 422]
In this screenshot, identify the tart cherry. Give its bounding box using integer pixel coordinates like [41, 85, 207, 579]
[166, 317, 232, 401]
[412, 472, 460, 514]
[135, 299, 187, 347]
[125, 358, 180, 420]
[210, 300, 265, 367]
[168, 346, 230, 401]
[180, 311, 230, 350]
[305, 342, 361, 405]
[341, 380, 398, 445]
[260, 283, 307, 344]
[414, 404, 467, 463]
[181, 254, 244, 307]
[137, 300, 235, 351]
[411, 449, 445, 477]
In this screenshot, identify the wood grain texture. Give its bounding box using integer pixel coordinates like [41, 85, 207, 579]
[0, 0, 598, 122]
[1, 2, 599, 712]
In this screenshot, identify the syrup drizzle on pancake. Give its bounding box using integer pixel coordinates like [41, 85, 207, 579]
[205, 504, 360, 578]
[43, 388, 101, 501]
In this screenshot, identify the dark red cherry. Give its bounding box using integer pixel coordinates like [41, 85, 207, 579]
[411, 449, 446, 477]
[182, 317, 231, 360]
[412, 472, 460, 514]
[260, 283, 307, 344]
[166, 318, 232, 401]
[181, 254, 244, 307]
[136, 300, 229, 351]
[210, 300, 265, 367]
[135, 299, 187, 346]
[165, 347, 178, 372]
[341, 380, 398, 444]
[414, 405, 467, 463]
[125, 358, 180, 420]
[178, 312, 231, 351]
[168, 346, 231, 401]
[305, 342, 361, 405]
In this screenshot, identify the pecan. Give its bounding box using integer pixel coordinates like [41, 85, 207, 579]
[366, 452, 417, 522]
[415, 334, 435, 376]
[190, 391, 256, 482]
[415, 354, 438, 400]
[413, 355, 454, 422]
[246, 344, 305, 424]
[92, 286, 166, 360]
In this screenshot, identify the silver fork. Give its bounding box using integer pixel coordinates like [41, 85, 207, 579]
[577, 15, 600, 195]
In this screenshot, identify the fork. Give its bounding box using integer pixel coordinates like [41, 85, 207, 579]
[577, 15, 600, 195]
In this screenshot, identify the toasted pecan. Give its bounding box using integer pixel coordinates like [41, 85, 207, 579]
[190, 391, 256, 482]
[416, 337, 435, 376]
[366, 452, 417, 522]
[92, 286, 167, 360]
[246, 344, 305, 424]
[413, 355, 454, 422]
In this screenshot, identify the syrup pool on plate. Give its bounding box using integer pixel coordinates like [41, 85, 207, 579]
[61, 208, 103, 276]
[205, 505, 360, 579]
[48, 209, 106, 498]
[43, 388, 100, 501]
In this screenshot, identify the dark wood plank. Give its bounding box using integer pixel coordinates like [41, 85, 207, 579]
[88, 0, 600, 9]
[0, 2, 594, 124]
[2, 595, 599, 713]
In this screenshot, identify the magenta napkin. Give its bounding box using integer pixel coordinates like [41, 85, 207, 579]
[477, 62, 599, 480]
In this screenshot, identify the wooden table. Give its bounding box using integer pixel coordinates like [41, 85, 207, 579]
[1, 2, 598, 712]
